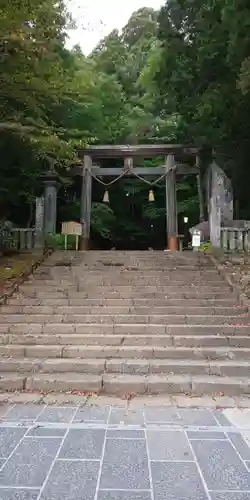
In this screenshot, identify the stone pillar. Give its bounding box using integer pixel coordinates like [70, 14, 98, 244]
[80, 155, 92, 250]
[196, 155, 205, 222]
[35, 196, 44, 248]
[209, 161, 222, 248]
[165, 154, 178, 251]
[43, 170, 58, 234]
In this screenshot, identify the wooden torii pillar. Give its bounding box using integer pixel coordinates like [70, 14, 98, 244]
[80, 155, 92, 250]
[165, 154, 178, 251]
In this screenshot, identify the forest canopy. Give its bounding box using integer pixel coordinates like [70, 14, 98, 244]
[1, 0, 250, 247]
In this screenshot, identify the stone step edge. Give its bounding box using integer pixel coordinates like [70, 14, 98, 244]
[8, 298, 240, 304]
[0, 313, 250, 326]
[2, 306, 247, 314]
[3, 326, 250, 337]
[21, 292, 232, 297]
[21, 282, 228, 288]
[1, 357, 250, 375]
[1, 372, 250, 395]
[2, 334, 250, 346]
[2, 345, 250, 358]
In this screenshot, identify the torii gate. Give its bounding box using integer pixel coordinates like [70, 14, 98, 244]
[76, 144, 202, 251]
[43, 144, 203, 251]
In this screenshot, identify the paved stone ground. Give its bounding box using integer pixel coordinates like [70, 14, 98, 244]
[1, 403, 250, 499]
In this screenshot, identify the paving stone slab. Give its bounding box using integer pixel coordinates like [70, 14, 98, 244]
[0, 427, 27, 459]
[0, 437, 62, 487]
[151, 461, 208, 500]
[223, 409, 250, 428]
[73, 406, 110, 423]
[0, 405, 12, 420]
[11, 437, 61, 464]
[187, 431, 226, 439]
[191, 439, 250, 490]
[59, 429, 105, 460]
[213, 411, 233, 426]
[97, 492, 151, 500]
[144, 407, 218, 426]
[100, 438, 150, 490]
[109, 409, 145, 426]
[40, 459, 99, 500]
[242, 432, 250, 449]
[178, 409, 219, 427]
[210, 494, 250, 500]
[3, 405, 45, 422]
[37, 407, 76, 423]
[0, 490, 39, 500]
[147, 430, 193, 460]
[27, 426, 66, 437]
[106, 429, 145, 439]
[144, 407, 179, 423]
[228, 432, 250, 460]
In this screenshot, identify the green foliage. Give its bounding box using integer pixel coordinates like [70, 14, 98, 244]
[1, 2, 208, 247]
[0, 0, 132, 218]
[45, 233, 77, 250]
[91, 203, 116, 241]
[0, 220, 14, 253]
[199, 242, 212, 253]
[154, 0, 250, 217]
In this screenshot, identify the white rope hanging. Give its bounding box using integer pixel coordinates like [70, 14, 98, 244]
[90, 168, 129, 187]
[132, 171, 167, 186]
[88, 166, 175, 187]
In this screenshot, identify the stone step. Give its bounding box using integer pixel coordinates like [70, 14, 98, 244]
[19, 291, 237, 299]
[106, 359, 250, 377]
[58, 345, 250, 360]
[0, 249, 248, 397]
[20, 284, 231, 292]
[2, 344, 250, 360]
[2, 314, 249, 326]
[1, 305, 247, 316]
[30, 281, 226, 288]
[0, 373, 101, 392]
[31, 268, 222, 275]
[0, 358, 105, 375]
[1, 372, 249, 395]
[1, 357, 250, 378]
[0, 374, 26, 391]
[24, 273, 221, 280]
[4, 323, 250, 336]
[101, 374, 250, 396]
[7, 297, 240, 307]
[27, 283, 226, 289]
[3, 333, 250, 348]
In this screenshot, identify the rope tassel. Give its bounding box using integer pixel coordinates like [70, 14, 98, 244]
[148, 189, 155, 202]
[103, 190, 109, 203]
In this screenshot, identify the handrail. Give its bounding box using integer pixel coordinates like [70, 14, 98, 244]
[220, 226, 250, 251]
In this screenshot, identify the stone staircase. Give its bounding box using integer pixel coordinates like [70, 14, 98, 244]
[0, 250, 250, 396]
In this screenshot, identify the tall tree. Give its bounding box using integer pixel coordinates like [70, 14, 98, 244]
[154, 0, 250, 216]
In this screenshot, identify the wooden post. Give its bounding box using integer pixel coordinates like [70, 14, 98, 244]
[80, 155, 92, 250]
[35, 196, 44, 248]
[80, 168, 86, 247]
[165, 154, 178, 251]
[43, 170, 58, 234]
[124, 157, 133, 172]
[196, 156, 205, 222]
